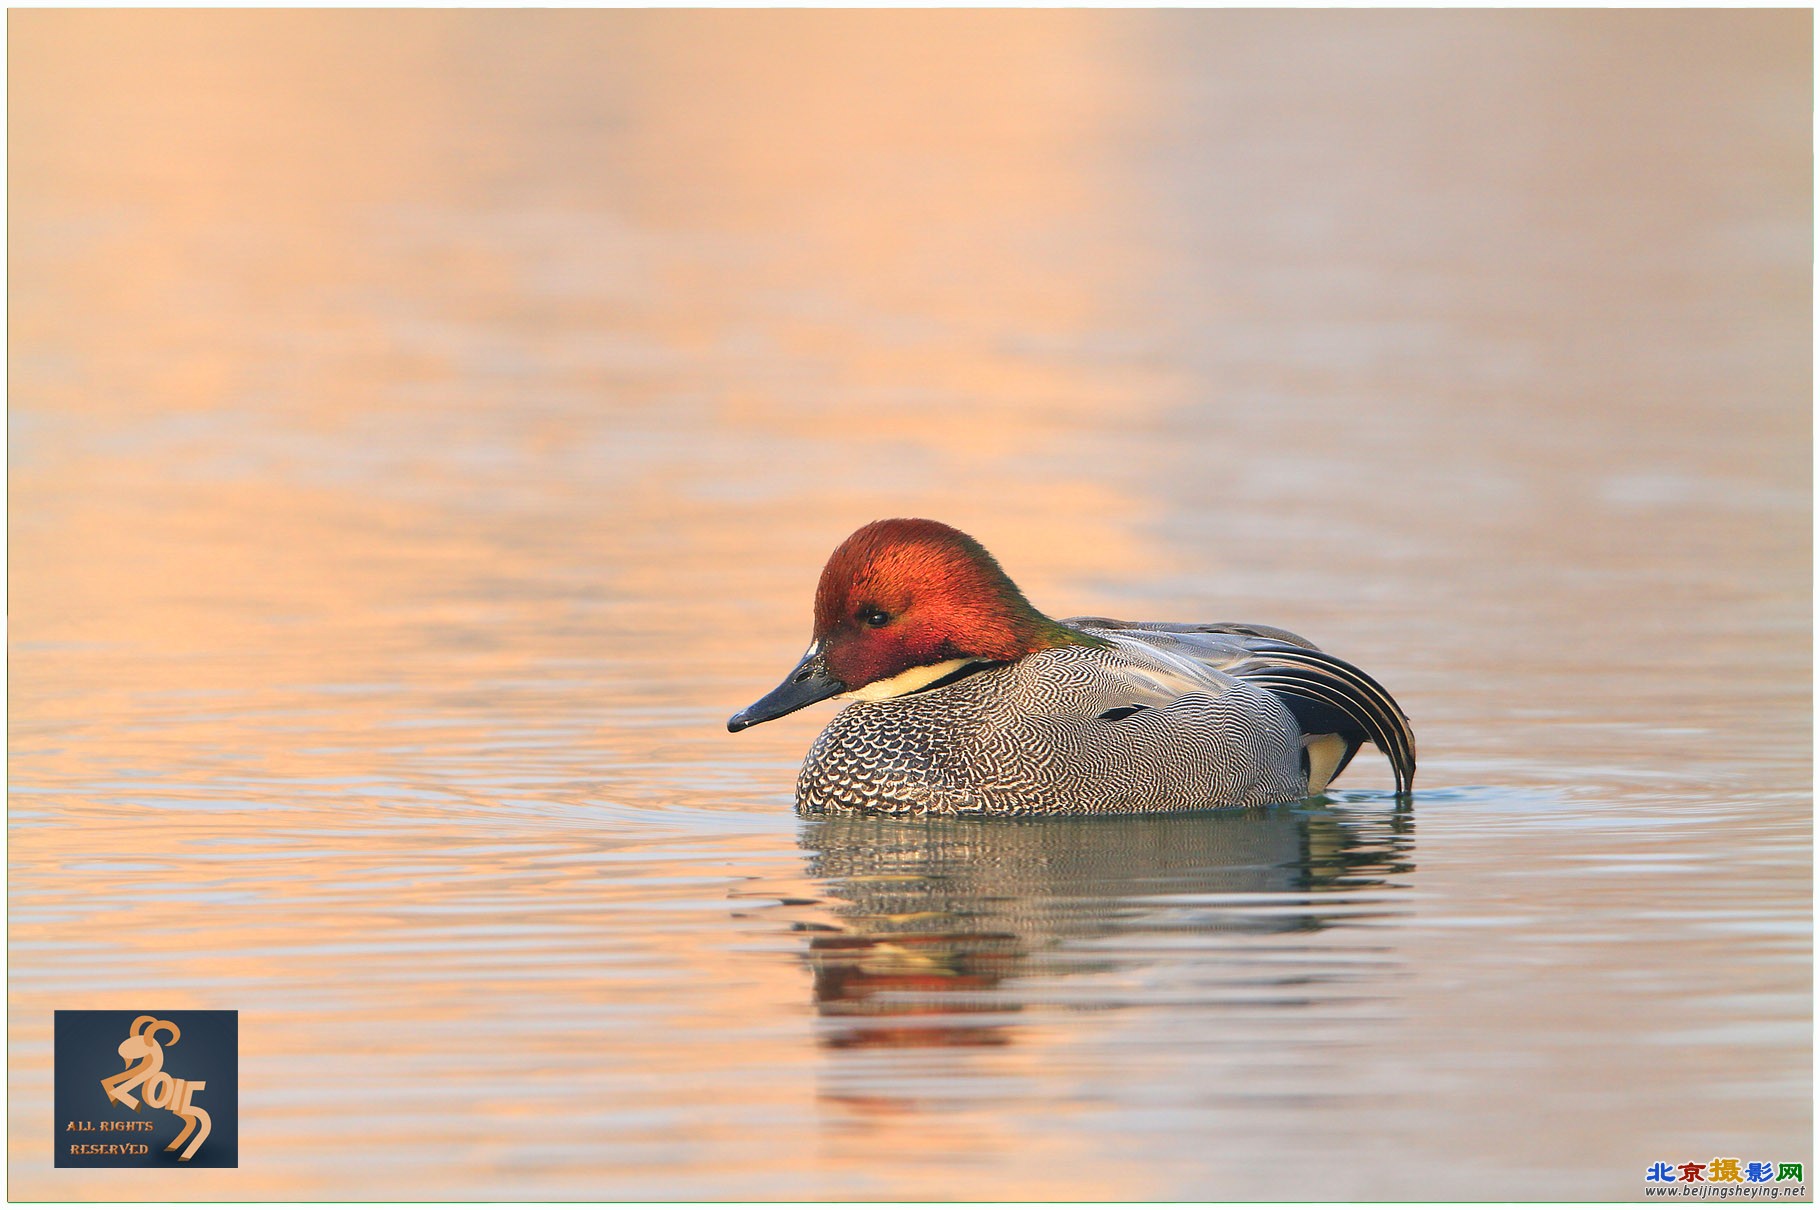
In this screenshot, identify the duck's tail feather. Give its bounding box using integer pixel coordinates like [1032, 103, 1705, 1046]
[1231, 641, 1416, 796]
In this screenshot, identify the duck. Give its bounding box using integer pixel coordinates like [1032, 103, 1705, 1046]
[728, 518, 1415, 816]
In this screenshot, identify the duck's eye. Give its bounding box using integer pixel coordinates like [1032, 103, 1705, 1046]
[860, 609, 891, 628]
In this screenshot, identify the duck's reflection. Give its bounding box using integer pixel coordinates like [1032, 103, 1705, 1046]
[786, 801, 1413, 1052]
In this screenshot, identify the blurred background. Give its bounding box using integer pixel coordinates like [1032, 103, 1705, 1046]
[9, 9, 1810, 1200]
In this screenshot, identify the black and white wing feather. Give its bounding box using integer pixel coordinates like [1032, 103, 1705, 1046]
[1068, 618, 1416, 796]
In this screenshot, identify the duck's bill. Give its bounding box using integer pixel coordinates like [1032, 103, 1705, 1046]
[727, 656, 847, 732]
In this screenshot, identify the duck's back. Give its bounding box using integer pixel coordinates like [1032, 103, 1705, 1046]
[796, 634, 1306, 816]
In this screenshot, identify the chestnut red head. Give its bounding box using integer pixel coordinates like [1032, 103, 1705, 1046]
[728, 519, 1093, 732]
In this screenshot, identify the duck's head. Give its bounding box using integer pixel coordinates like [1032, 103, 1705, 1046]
[728, 518, 1100, 732]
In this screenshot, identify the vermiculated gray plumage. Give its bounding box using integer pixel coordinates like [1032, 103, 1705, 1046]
[796, 620, 1415, 817]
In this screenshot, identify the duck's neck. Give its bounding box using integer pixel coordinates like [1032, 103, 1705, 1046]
[995, 596, 1110, 656]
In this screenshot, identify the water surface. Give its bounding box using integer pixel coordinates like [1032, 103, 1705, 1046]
[9, 10, 1810, 1200]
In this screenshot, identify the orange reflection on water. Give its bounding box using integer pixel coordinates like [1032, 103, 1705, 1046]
[10, 8, 1181, 1199]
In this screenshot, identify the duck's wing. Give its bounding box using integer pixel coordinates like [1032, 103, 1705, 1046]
[1222, 640, 1416, 796]
[1066, 618, 1416, 797]
[1066, 617, 1322, 650]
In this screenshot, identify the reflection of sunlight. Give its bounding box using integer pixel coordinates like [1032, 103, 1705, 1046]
[12, 7, 1173, 769]
[608, 12, 1178, 610]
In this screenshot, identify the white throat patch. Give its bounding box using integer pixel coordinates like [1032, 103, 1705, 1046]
[838, 658, 979, 702]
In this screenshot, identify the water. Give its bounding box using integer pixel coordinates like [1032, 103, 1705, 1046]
[9, 10, 1810, 1200]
